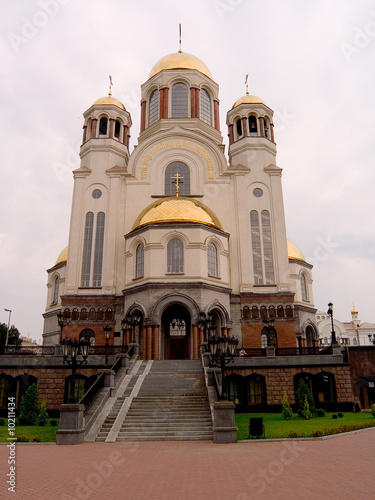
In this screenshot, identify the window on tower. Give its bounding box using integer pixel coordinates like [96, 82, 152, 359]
[248, 115, 258, 135]
[200, 89, 211, 125]
[99, 117, 108, 136]
[236, 118, 243, 137]
[165, 162, 190, 196]
[81, 212, 94, 287]
[114, 120, 121, 140]
[167, 239, 184, 273]
[171, 83, 188, 118]
[300, 272, 308, 301]
[250, 210, 275, 285]
[149, 89, 159, 125]
[52, 275, 59, 305]
[93, 212, 105, 287]
[135, 243, 144, 278]
[207, 242, 218, 277]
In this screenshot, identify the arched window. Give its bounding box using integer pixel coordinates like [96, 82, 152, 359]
[226, 375, 243, 405]
[250, 210, 263, 285]
[200, 89, 211, 125]
[277, 305, 284, 318]
[81, 212, 94, 287]
[72, 308, 79, 320]
[93, 212, 105, 287]
[251, 306, 259, 319]
[167, 239, 184, 273]
[114, 120, 121, 140]
[99, 117, 108, 136]
[268, 306, 276, 319]
[136, 243, 144, 278]
[79, 328, 95, 345]
[352, 337, 358, 346]
[80, 308, 88, 321]
[0, 375, 16, 408]
[248, 115, 258, 135]
[301, 273, 308, 301]
[165, 162, 190, 195]
[172, 83, 188, 118]
[236, 118, 242, 137]
[149, 89, 159, 125]
[264, 118, 270, 138]
[285, 305, 294, 318]
[261, 210, 275, 284]
[52, 276, 59, 305]
[89, 308, 96, 321]
[260, 306, 267, 321]
[242, 307, 250, 320]
[247, 375, 266, 405]
[105, 308, 113, 321]
[207, 242, 218, 277]
[261, 334, 268, 348]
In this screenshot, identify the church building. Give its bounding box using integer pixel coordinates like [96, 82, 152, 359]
[42, 48, 319, 360]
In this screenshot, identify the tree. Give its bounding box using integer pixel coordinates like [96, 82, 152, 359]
[38, 401, 49, 427]
[295, 379, 316, 416]
[301, 396, 312, 420]
[0, 323, 22, 354]
[282, 392, 293, 420]
[19, 384, 39, 425]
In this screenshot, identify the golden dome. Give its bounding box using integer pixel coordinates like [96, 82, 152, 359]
[148, 52, 213, 80]
[55, 246, 68, 266]
[93, 96, 126, 110]
[232, 94, 264, 109]
[351, 306, 358, 315]
[287, 240, 306, 263]
[132, 197, 223, 231]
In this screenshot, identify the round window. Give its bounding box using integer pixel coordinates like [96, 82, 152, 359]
[253, 188, 263, 198]
[92, 189, 102, 199]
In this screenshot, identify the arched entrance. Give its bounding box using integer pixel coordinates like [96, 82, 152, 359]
[162, 304, 191, 360]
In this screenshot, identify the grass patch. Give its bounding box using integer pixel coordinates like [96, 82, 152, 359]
[236, 412, 375, 440]
[0, 419, 59, 443]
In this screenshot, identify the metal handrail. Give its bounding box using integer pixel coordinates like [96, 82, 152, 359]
[80, 372, 105, 414]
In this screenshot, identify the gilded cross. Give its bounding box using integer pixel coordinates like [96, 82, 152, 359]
[171, 172, 184, 197]
[245, 74, 249, 95]
[108, 75, 113, 96]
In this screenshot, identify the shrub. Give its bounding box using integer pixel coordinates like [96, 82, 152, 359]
[16, 436, 29, 442]
[338, 412, 344, 418]
[37, 401, 48, 427]
[371, 403, 375, 418]
[282, 393, 293, 420]
[0, 417, 6, 426]
[32, 437, 41, 442]
[50, 419, 57, 427]
[19, 384, 39, 425]
[296, 379, 316, 416]
[332, 414, 338, 419]
[317, 408, 326, 417]
[301, 396, 312, 420]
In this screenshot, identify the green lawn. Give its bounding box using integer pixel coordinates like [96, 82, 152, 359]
[0, 419, 59, 442]
[236, 412, 375, 440]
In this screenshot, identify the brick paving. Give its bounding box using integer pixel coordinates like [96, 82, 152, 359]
[1, 429, 374, 500]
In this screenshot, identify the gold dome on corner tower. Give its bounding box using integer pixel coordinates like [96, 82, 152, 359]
[148, 52, 213, 80]
[132, 197, 223, 231]
[55, 246, 68, 266]
[287, 240, 307, 263]
[232, 94, 265, 109]
[93, 95, 126, 111]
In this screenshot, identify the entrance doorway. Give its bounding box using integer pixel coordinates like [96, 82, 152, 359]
[162, 304, 191, 360]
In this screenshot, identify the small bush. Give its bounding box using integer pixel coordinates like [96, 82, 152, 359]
[32, 437, 41, 442]
[37, 401, 48, 427]
[371, 403, 375, 418]
[0, 417, 6, 426]
[332, 414, 338, 419]
[16, 436, 29, 442]
[338, 412, 344, 418]
[317, 408, 326, 417]
[282, 393, 293, 420]
[301, 396, 312, 420]
[50, 419, 57, 426]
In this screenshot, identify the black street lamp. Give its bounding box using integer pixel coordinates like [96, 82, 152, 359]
[198, 312, 216, 342]
[60, 337, 90, 403]
[327, 302, 338, 345]
[104, 325, 112, 365]
[208, 335, 239, 400]
[121, 313, 142, 344]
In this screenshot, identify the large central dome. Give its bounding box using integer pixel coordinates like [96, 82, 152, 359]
[132, 197, 222, 231]
[148, 52, 213, 80]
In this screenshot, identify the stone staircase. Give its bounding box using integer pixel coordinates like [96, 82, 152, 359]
[102, 360, 212, 441]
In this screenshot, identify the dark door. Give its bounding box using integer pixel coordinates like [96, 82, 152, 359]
[162, 304, 190, 360]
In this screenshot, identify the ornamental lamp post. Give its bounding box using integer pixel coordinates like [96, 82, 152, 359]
[104, 325, 112, 366]
[327, 302, 338, 345]
[198, 312, 216, 343]
[60, 337, 90, 403]
[208, 335, 239, 400]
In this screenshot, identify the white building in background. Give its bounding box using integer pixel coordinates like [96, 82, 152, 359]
[317, 306, 375, 346]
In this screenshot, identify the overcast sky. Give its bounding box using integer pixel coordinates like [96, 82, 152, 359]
[1, 0, 374, 341]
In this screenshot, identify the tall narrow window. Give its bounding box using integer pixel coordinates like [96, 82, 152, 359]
[248, 375, 266, 404]
[167, 239, 184, 273]
[236, 118, 242, 137]
[93, 212, 105, 287]
[149, 89, 159, 125]
[207, 242, 218, 277]
[250, 210, 263, 284]
[248, 115, 258, 135]
[99, 117, 108, 136]
[172, 83, 188, 118]
[165, 162, 190, 195]
[300, 273, 308, 301]
[81, 212, 94, 287]
[136, 243, 144, 278]
[261, 210, 275, 284]
[114, 120, 121, 139]
[52, 276, 59, 305]
[200, 89, 211, 125]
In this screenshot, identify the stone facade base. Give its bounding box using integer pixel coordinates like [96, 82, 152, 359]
[213, 401, 237, 444]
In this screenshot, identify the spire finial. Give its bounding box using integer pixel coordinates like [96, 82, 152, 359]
[245, 74, 249, 95]
[108, 75, 113, 97]
[171, 172, 184, 197]
[178, 23, 182, 53]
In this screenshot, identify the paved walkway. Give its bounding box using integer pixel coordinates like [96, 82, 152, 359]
[1, 429, 374, 500]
